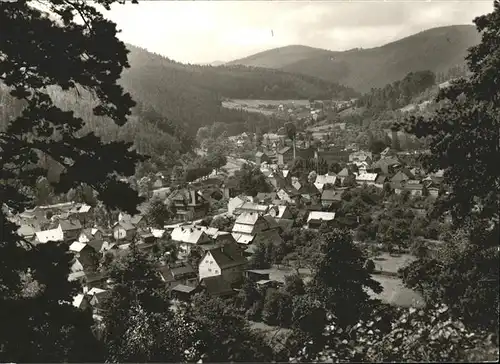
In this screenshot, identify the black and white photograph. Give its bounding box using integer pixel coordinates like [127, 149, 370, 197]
[0, 0, 498, 362]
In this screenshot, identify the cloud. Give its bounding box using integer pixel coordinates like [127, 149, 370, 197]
[102, 1, 494, 64]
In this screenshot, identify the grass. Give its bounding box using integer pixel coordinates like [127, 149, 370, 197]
[371, 253, 417, 274]
[368, 275, 425, 308]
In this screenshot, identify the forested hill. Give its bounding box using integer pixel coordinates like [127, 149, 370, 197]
[119, 44, 357, 134]
[229, 25, 481, 93]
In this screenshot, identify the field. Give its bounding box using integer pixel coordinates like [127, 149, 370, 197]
[222, 99, 310, 115]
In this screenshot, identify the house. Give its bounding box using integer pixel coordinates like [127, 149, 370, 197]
[232, 212, 275, 236]
[234, 202, 269, 216]
[199, 243, 247, 285]
[337, 168, 352, 184]
[68, 203, 92, 225]
[255, 151, 270, 165]
[314, 174, 338, 191]
[69, 242, 98, 272]
[404, 180, 425, 196]
[167, 189, 209, 221]
[391, 171, 410, 184]
[151, 187, 171, 201]
[374, 175, 387, 188]
[264, 170, 289, 190]
[321, 189, 343, 208]
[296, 183, 320, 197]
[372, 157, 401, 175]
[252, 228, 284, 247]
[170, 225, 212, 254]
[227, 195, 253, 215]
[87, 288, 111, 314]
[255, 192, 278, 204]
[121, 214, 147, 229]
[170, 284, 200, 302]
[34, 225, 64, 244]
[222, 178, 240, 199]
[277, 187, 301, 204]
[112, 220, 136, 241]
[72, 293, 91, 310]
[307, 211, 336, 229]
[349, 151, 373, 163]
[58, 219, 83, 241]
[17, 224, 36, 240]
[198, 276, 235, 297]
[267, 205, 293, 220]
[356, 172, 378, 186]
[277, 146, 293, 166]
[158, 262, 198, 288]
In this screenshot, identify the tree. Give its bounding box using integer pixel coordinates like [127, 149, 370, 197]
[187, 294, 276, 362]
[329, 162, 342, 174]
[308, 230, 383, 329]
[401, 2, 500, 333]
[102, 244, 174, 362]
[284, 274, 306, 296]
[285, 121, 297, 159]
[234, 163, 271, 197]
[0, 1, 143, 361]
[145, 199, 171, 228]
[248, 241, 271, 269]
[210, 215, 236, 231]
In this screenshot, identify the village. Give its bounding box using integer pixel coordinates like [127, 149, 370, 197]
[9, 122, 447, 331]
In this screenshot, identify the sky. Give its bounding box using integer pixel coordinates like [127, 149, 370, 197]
[102, 1, 494, 64]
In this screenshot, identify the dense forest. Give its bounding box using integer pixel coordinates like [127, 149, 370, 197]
[355, 70, 437, 113]
[120, 45, 357, 135]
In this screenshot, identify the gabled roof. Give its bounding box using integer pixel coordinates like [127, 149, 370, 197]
[356, 172, 378, 182]
[337, 168, 350, 177]
[391, 171, 410, 183]
[171, 226, 210, 245]
[307, 211, 336, 223]
[59, 219, 82, 231]
[278, 146, 291, 155]
[171, 284, 197, 294]
[35, 226, 64, 243]
[200, 276, 234, 296]
[87, 239, 105, 252]
[315, 174, 337, 186]
[234, 211, 260, 226]
[262, 214, 279, 230]
[231, 233, 255, 245]
[235, 202, 268, 214]
[207, 244, 247, 269]
[17, 224, 36, 238]
[69, 241, 89, 253]
[321, 189, 342, 201]
[255, 192, 277, 202]
[253, 229, 284, 246]
[115, 220, 135, 231]
[375, 175, 387, 184]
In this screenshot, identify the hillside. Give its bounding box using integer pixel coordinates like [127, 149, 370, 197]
[120, 44, 358, 134]
[227, 45, 334, 69]
[229, 25, 481, 93]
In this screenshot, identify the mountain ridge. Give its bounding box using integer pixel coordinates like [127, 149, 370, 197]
[228, 25, 481, 92]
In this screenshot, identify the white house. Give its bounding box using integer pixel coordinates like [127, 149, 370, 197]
[314, 174, 337, 191]
[307, 211, 336, 229]
[34, 225, 64, 244]
[198, 244, 247, 284]
[355, 172, 378, 186]
[170, 226, 212, 254]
